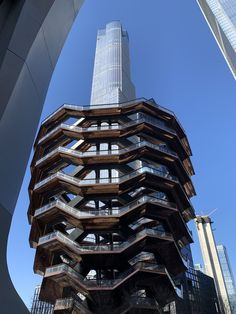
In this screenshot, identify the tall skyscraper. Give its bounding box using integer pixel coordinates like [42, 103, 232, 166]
[90, 21, 136, 104]
[197, 0, 236, 79]
[217, 245, 236, 313]
[28, 22, 196, 313]
[195, 216, 231, 313]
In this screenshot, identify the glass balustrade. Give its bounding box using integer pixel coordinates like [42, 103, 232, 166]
[36, 140, 177, 166]
[55, 297, 91, 313]
[129, 252, 155, 265]
[38, 228, 187, 274]
[42, 98, 185, 134]
[34, 166, 179, 190]
[33, 166, 197, 217]
[42, 98, 158, 124]
[38, 228, 172, 253]
[55, 298, 73, 308]
[45, 261, 166, 288]
[55, 296, 157, 311]
[38, 114, 176, 144]
[34, 194, 177, 218]
[34, 194, 192, 242]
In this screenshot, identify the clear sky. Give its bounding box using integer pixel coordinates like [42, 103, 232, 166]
[7, 0, 236, 308]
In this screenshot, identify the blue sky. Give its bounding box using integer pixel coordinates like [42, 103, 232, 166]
[7, 0, 236, 308]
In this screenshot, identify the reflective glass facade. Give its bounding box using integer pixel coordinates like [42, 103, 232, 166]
[220, 0, 236, 26]
[30, 286, 53, 314]
[164, 266, 219, 314]
[198, 0, 236, 79]
[90, 21, 136, 104]
[217, 245, 236, 313]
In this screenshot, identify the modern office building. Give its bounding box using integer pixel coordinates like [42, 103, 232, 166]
[90, 21, 136, 105]
[181, 266, 219, 314]
[197, 0, 236, 79]
[31, 285, 53, 314]
[192, 267, 219, 313]
[195, 216, 231, 313]
[217, 245, 236, 313]
[164, 263, 219, 313]
[28, 22, 196, 313]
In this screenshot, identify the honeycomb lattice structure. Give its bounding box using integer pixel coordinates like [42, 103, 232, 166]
[28, 98, 196, 314]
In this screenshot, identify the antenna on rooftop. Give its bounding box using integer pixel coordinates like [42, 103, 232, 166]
[207, 208, 218, 217]
[195, 208, 218, 219]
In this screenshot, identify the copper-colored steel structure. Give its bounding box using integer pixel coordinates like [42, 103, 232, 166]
[28, 98, 196, 313]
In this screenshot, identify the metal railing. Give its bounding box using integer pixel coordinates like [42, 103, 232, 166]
[54, 296, 157, 312]
[54, 297, 92, 314]
[42, 98, 169, 123]
[42, 98, 140, 125]
[35, 194, 177, 218]
[45, 261, 166, 288]
[38, 228, 172, 253]
[129, 252, 155, 265]
[35, 139, 177, 167]
[34, 193, 192, 241]
[34, 165, 179, 190]
[38, 114, 176, 145]
[54, 298, 73, 309]
[42, 97, 187, 134]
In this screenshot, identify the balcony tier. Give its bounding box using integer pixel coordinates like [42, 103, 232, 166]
[35, 99, 191, 156]
[30, 141, 195, 196]
[34, 228, 187, 276]
[39, 261, 177, 304]
[29, 167, 194, 221]
[30, 195, 192, 247]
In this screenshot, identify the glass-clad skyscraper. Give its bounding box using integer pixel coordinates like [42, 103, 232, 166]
[90, 21, 136, 104]
[220, 0, 236, 25]
[31, 286, 53, 314]
[197, 0, 236, 79]
[217, 245, 236, 313]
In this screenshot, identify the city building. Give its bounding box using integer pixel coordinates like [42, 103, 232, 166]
[197, 0, 236, 79]
[30, 285, 53, 314]
[28, 22, 196, 313]
[195, 215, 231, 313]
[164, 253, 219, 313]
[217, 245, 236, 313]
[90, 21, 136, 104]
[175, 266, 219, 314]
[191, 267, 219, 313]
